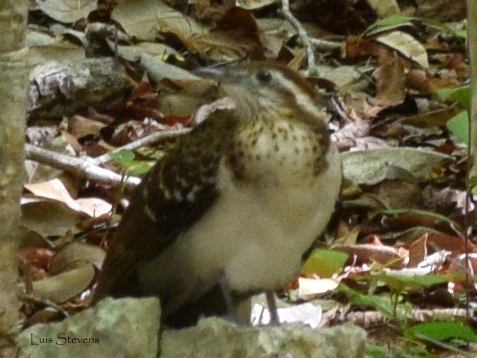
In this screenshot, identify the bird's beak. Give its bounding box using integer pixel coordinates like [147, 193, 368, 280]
[195, 64, 248, 83]
[193, 66, 226, 80]
[195, 65, 248, 97]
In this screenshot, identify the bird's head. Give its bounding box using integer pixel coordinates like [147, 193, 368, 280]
[216, 62, 325, 124]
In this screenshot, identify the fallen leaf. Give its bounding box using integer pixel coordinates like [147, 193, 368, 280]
[49, 241, 106, 275]
[21, 200, 81, 237]
[31, 264, 95, 303]
[19, 248, 55, 270]
[335, 243, 406, 268]
[374, 31, 429, 68]
[407, 234, 428, 268]
[25, 178, 112, 217]
[342, 148, 451, 185]
[35, 0, 97, 23]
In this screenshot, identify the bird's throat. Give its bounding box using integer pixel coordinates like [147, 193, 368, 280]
[227, 115, 329, 183]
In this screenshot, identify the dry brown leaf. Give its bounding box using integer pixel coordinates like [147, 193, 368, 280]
[372, 49, 406, 107]
[427, 232, 477, 253]
[19, 248, 55, 270]
[74, 198, 112, 218]
[334, 243, 406, 268]
[67, 115, 106, 139]
[401, 103, 462, 128]
[407, 233, 428, 267]
[374, 31, 429, 68]
[415, 0, 467, 21]
[49, 241, 106, 275]
[371, 180, 424, 209]
[184, 8, 264, 61]
[366, 0, 400, 18]
[24, 178, 112, 217]
[112, 0, 208, 41]
[342, 148, 450, 186]
[31, 264, 95, 303]
[236, 0, 278, 10]
[34, 0, 97, 23]
[423, 186, 475, 216]
[21, 200, 82, 237]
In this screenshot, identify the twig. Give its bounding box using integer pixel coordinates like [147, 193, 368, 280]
[19, 292, 69, 318]
[25, 128, 192, 189]
[309, 38, 342, 51]
[280, 0, 317, 76]
[25, 144, 141, 189]
[93, 127, 191, 165]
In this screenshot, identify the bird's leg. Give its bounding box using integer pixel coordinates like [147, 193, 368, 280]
[219, 274, 280, 325]
[218, 274, 251, 325]
[265, 291, 280, 325]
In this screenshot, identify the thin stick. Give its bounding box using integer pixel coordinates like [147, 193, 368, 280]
[93, 127, 191, 165]
[280, 0, 317, 76]
[19, 293, 69, 318]
[25, 144, 140, 189]
[25, 128, 191, 189]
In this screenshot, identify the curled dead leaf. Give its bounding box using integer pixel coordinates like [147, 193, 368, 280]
[335, 243, 406, 268]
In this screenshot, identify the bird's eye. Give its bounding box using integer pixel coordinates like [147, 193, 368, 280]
[255, 70, 272, 83]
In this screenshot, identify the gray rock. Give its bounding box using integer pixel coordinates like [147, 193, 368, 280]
[17, 297, 160, 358]
[161, 317, 366, 358]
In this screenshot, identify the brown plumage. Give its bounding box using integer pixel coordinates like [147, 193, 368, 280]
[94, 62, 342, 326]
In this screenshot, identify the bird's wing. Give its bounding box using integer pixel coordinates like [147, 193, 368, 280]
[94, 110, 238, 300]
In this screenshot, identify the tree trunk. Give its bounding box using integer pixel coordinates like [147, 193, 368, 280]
[0, 1, 28, 357]
[470, 0, 477, 165]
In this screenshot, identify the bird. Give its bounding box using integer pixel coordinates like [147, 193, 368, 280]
[94, 61, 342, 327]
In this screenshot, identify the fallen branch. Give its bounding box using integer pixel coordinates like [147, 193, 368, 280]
[25, 125, 194, 189]
[280, 0, 317, 76]
[93, 127, 191, 166]
[309, 38, 343, 51]
[25, 144, 140, 189]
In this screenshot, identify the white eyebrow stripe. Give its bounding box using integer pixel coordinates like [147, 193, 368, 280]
[274, 73, 320, 117]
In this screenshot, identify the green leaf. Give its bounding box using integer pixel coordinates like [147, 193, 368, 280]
[446, 110, 469, 144]
[127, 162, 152, 176]
[403, 346, 439, 358]
[364, 15, 465, 39]
[437, 85, 471, 108]
[418, 18, 466, 39]
[395, 273, 459, 286]
[371, 272, 458, 292]
[109, 149, 136, 166]
[454, 29, 467, 39]
[376, 209, 461, 231]
[365, 15, 414, 33]
[366, 345, 387, 358]
[339, 284, 395, 318]
[301, 249, 348, 277]
[404, 322, 477, 343]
